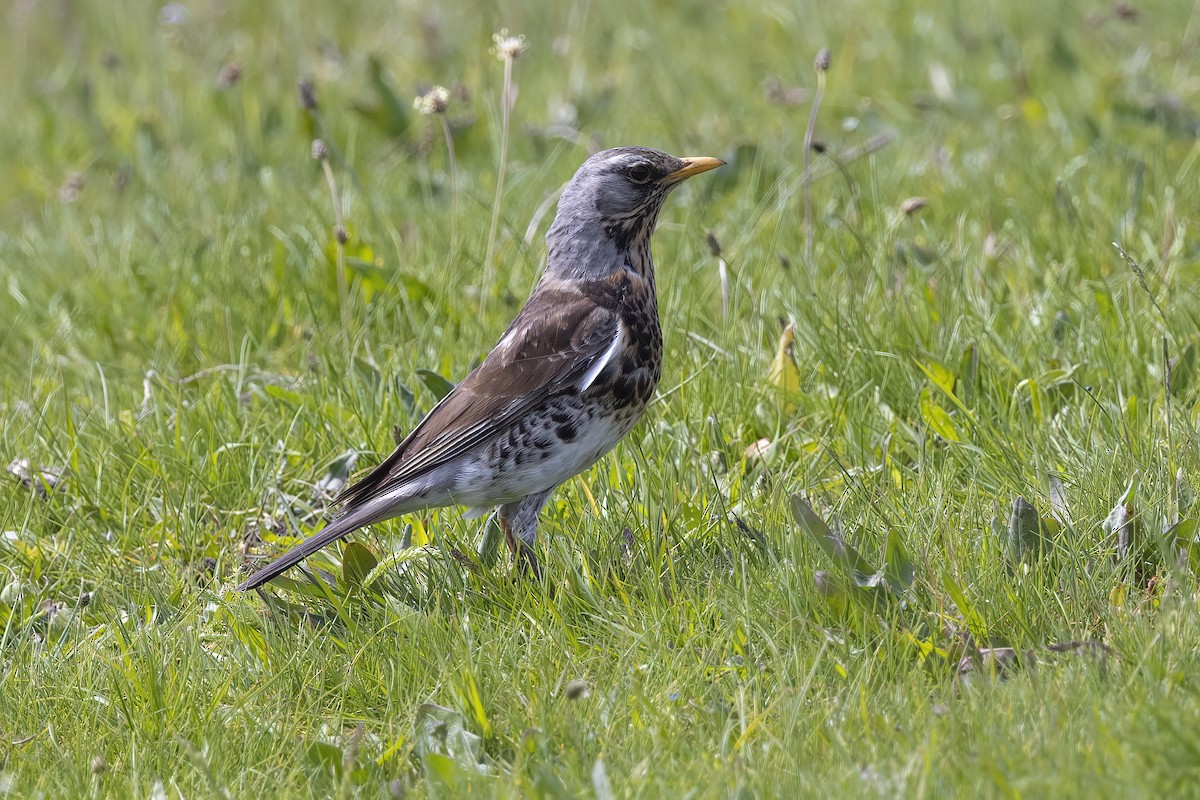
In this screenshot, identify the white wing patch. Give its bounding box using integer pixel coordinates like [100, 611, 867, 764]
[577, 322, 625, 392]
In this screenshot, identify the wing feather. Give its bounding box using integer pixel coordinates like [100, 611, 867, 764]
[337, 283, 621, 508]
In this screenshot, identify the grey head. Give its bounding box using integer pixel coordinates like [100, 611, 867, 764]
[545, 146, 723, 281]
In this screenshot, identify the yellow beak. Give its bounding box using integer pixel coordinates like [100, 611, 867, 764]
[660, 156, 726, 186]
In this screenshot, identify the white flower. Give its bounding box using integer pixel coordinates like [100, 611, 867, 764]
[491, 29, 528, 60]
[413, 85, 451, 115]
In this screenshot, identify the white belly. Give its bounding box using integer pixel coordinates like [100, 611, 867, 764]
[450, 409, 639, 508]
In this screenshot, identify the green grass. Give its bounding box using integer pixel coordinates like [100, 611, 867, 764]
[2, 0, 1199, 796]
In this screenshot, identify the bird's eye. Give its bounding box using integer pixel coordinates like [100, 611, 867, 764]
[627, 164, 653, 184]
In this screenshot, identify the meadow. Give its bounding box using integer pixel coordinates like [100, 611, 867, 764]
[2, 0, 1199, 796]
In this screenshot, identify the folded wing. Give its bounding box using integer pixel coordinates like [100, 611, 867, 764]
[336, 282, 622, 510]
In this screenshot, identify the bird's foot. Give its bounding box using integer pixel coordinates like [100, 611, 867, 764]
[500, 515, 542, 579]
[514, 543, 542, 580]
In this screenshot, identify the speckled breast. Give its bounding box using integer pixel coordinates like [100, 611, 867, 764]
[608, 315, 661, 411]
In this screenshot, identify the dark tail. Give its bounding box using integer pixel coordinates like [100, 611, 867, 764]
[237, 511, 367, 591]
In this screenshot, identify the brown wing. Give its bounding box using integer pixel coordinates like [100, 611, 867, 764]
[337, 281, 621, 508]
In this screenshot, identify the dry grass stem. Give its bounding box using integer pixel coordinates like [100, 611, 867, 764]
[803, 48, 830, 266]
[484, 31, 527, 305]
[314, 139, 349, 330]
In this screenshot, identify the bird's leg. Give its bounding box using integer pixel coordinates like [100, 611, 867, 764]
[497, 488, 555, 578]
[498, 514, 518, 559]
[498, 507, 540, 578]
[517, 539, 541, 579]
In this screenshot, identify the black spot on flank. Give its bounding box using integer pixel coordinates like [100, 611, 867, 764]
[612, 377, 636, 404]
[557, 422, 578, 442]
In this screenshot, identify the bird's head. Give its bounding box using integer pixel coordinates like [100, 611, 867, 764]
[546, 147, 723, 279]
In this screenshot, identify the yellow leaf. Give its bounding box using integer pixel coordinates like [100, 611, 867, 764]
[411, 517, 430, 547]
[1021, 97, 1047, 124]
[919, 388, 961, 442]
[921, 361, 955, 397]
[459, 670, 492, 738]
[768, 322, 801, 398]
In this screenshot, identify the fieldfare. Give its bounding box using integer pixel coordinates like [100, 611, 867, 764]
[238, 146, 723, 589]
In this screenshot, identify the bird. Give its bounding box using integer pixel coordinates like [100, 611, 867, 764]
[238, 146, 723, 590]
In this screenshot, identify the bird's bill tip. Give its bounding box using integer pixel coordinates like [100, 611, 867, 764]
[662, 156, 725, 184]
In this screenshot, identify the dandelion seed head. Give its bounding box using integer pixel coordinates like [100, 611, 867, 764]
[413, 85, 450, 115]
[492, 29, 528, 60]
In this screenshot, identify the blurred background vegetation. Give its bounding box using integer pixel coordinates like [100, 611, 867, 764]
[1, 0, 1199, 796]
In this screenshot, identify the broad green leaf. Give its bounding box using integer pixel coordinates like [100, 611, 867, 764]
[416, 369, 456, 401]
[351, 356, 381, 389]
[396, 380, 417, 412]
[266, 572, 338, 599]
[814, 570, 892, 617]
[341, 541, 379, 588]
[262, 383, 304, 406]
[768, 322, 802, 403]
[790, 495, 877, 577]
[814, 570, 852, 616]
[884, 528, 916, 592]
